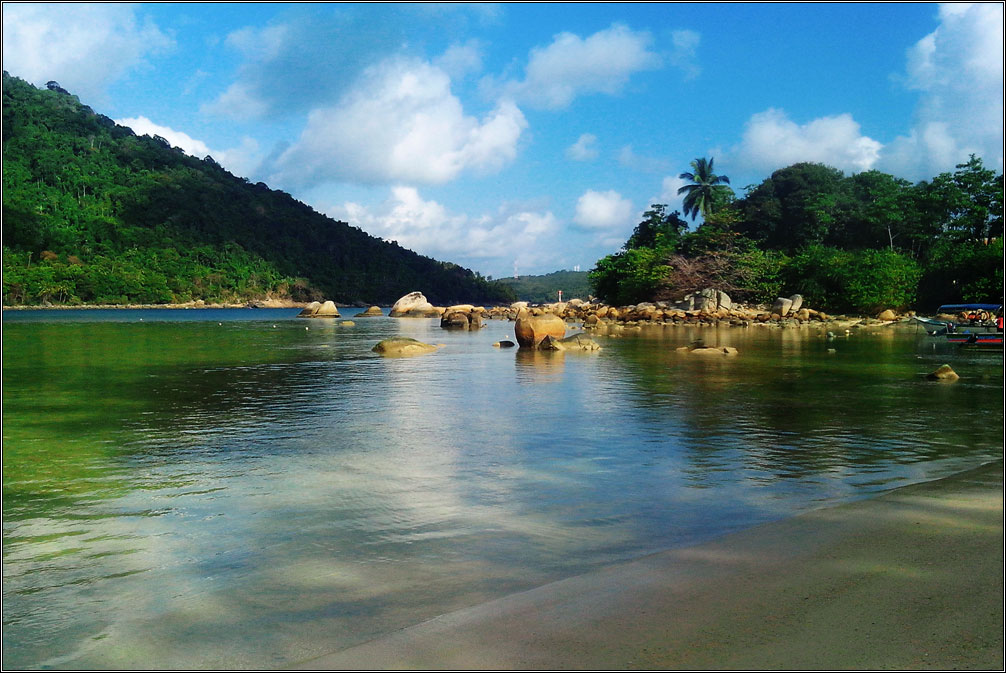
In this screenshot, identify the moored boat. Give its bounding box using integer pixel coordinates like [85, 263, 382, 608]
[915, 303, 1003, 350]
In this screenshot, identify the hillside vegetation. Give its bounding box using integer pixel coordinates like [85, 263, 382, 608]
[590, 160, 1003, 313]
[2, 73, 515, 306]
[496, 270, 592, 303]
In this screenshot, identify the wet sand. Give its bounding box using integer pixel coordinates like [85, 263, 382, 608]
[294, 461, 1003, 670]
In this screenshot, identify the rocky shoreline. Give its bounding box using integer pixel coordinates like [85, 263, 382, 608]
[381, 289, 917, 333]
[3, 288, 919, 333]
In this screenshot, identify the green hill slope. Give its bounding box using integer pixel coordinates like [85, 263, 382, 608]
[496, 270, 592, 303]
[1, 73, 515, 306]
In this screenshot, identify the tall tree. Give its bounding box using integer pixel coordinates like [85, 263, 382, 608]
[677, 157, 733, 221]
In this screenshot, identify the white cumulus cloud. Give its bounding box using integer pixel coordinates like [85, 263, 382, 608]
[270, 58, 527, 187]
[732, 108, 882, 175]
[1, 3, 172, 102]
[879, 2, 1004, 178]
[329, 187, 561, 273]
[573, 189, 635, 232]
[493, 23, 661, 109]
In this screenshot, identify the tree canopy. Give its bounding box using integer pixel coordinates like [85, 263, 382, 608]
[591, 156, 1003, 313]
[677, 157, 734, 221]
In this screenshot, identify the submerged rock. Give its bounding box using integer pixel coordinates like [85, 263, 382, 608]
[372, 338, 440, 357]
[927, 364, 959, 381]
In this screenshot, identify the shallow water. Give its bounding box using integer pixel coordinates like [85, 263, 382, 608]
[2, 309, 1002, 669]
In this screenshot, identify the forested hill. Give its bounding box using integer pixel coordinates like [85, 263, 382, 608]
[1, 73, 515, 306]
[496, 270, 592, 304]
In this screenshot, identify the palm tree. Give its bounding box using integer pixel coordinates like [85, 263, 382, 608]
[677, 157, 733, 221]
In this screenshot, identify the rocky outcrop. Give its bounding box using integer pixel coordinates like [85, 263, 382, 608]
[440, 305, 484, 330]
[357, 306, 384, 317]
[372, 338, 440, 357]
[480, 292, 849, 330]
[514, 310, 566, 347]
[298, 300, 340, 318]
[389, 292, 442, 318]
[677, 288, 732, 312]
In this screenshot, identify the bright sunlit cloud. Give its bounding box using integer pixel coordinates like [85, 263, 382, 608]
[269, 58, 527, 187]
[573, 189, 635, 233]
[732, 108, 883, 175]
[878, 2, 1004, 178]
[490, 23, 662, 109]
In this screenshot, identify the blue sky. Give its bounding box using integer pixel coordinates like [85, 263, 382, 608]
[3, 3, 1003, 278]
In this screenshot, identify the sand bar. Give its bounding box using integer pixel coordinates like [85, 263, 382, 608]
[294, 461, 1003, 670]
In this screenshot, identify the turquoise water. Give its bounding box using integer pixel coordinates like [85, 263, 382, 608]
[2, 309, 1002, 668]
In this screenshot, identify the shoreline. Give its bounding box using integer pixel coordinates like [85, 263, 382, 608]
[293, 460, 1004, 670]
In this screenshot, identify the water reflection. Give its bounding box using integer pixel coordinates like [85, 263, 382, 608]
[2, 315, 1001, 669]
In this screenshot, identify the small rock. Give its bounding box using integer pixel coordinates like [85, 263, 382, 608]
[926, 364, 959, 381]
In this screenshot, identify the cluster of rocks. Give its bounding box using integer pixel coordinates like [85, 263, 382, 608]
[298, 300, 340, 318]
[477, 291, 835, 328]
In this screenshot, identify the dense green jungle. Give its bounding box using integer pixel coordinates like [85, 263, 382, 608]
[2, 73, 514, 307]
[591, 157, 1003, 312]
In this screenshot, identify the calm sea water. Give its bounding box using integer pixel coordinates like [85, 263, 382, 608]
[2, 308, 1003, 669]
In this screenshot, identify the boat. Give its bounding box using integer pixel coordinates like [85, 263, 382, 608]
[944, 331, 1004, 350]
[915, 303, 1003, 350]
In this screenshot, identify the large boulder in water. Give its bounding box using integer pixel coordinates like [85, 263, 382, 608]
[390, 292, 441, 317]
[298, 300, 339, 318]
[298, 301, 321, 317]
[372, 338, 440, 357]
[514, 310, 566, 347]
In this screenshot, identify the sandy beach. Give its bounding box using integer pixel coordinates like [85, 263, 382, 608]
[294, 460, 1004, 670]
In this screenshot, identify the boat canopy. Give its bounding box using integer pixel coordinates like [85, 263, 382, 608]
[936, 303, 1002, 313]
